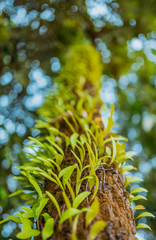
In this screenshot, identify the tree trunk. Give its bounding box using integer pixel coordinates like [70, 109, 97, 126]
[35, 45, 136, 240]
[35, 114, 136, 240]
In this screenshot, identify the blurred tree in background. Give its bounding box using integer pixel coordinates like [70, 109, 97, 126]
[0, 0, 156, 239]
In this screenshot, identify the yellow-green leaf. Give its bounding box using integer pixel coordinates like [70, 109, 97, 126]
[89, 220, 106, 240]
[46, 191, 61, 217]
[86, 198, 99, 226]
[136, 212, 155, 219]
[42, 218, 54, 240]
[133, 205, 145, 211]
[73, 191, 90, 209]
[136, 223, 151, 230]
[131, 187, 148, 194]
[59, 208, 80, 225]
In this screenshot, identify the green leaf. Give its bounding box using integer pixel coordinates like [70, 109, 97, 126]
[9, 189, 23, 198]
[56, 154, 63, 166]
[63, 116, 76, 133]
[39, 171, 57, 185]
[36, 197, 49, 218]
[125, 177, 143, 187]
[133, 205, 145, 210]
[46, 191, 61, 217]
[46, 137, 64, 156]
[86, 198, 99, 226]
[16, 217, 40, 239]
[71, 150, 82, 170]
[110, 137, 116, 164]
[103, 104, 114, 137]
[80, 134, 87, 145]
[73, 191, 90, 209]
[71, 133, 79, 149]
[26, 172, 42, 198]
[129, 195, 147, 203]
[59, 208, 80, 226]
[28, 137, 47, 150]
[136, 223, 151, 230]
[42, 218, 54, 240]
[89, 220, 106, 240]
[131, 187, 148, 194]
[91, 175, 99, 201]
[64, 179, 75, 202]
[59, 164, 77, 185]
[121, 165, 137, 174]
[0, 216, 21, 225]
[62, 191, 71, 209]
[136, 212, 155, 219]
[42, 213, 51, 222]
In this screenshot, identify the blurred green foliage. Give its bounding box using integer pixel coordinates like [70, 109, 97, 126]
[0, 0, 156, 239]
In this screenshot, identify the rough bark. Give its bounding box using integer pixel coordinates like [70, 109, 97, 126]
[36, 114, 136, 240]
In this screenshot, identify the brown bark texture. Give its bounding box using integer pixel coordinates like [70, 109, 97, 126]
[36, 115, 136, 240]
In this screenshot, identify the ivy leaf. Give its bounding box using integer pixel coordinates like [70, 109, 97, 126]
[136, 223, 151, 230]
[131, 187, 148, 194]
[136, 212, 155, 219]
[86, 198, 99, 226]
[16, 217, 40, 239]
[59, 208, 80, 226]
[42, 218, 54, 240]
[89, 220, 106, 240]
[73, 191, 90, 209]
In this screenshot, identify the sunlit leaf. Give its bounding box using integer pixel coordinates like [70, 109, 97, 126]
[136, 212, 155, 219]
[59, 208, 80, 226]
[89, 220, 106, 240]
[26, 172, 42, 198]
[86, 198, 99, 226]
[36, 197, 49, 218]
[16, 217, 40, 239]
[131, 187, 148, 194]
[42, 218, 54, 240]
[133, 205, 145, 210]
[46, 137, 64, 155]
[59, 164, 77, 185]
[46, 191, 61, 217]
[56, 154, 63, 166]
[103, 104, 114, 137]
[125, 177, 143, 187]
[73, 191, 90, 209]
[70, 133, 79, 149]
[136, 223, 151, 230]
[129, 195, 147, 203]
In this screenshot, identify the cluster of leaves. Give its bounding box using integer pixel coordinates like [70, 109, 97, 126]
[0, 94, 154, 239]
